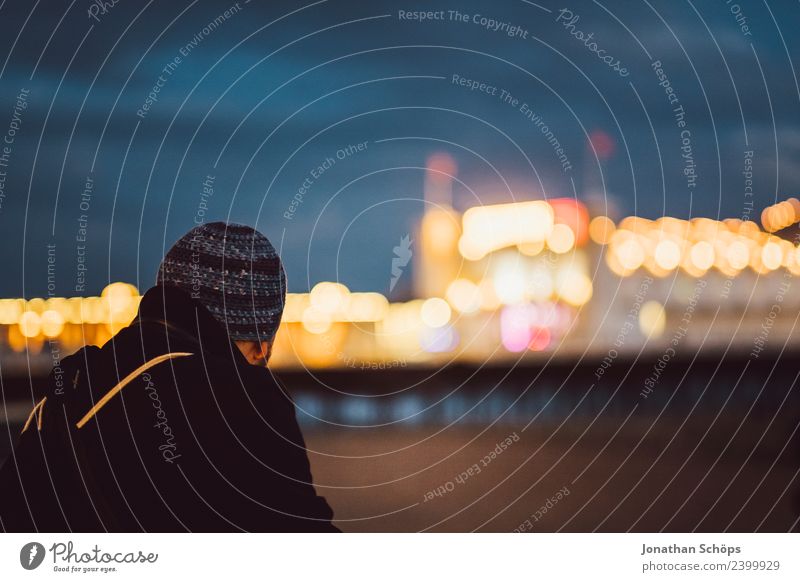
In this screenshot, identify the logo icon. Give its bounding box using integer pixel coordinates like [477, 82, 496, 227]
[20, 542, 46, 570]
[390, 234, 413, 292]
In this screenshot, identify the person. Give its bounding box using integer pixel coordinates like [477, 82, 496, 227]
[0, 222, 338, 532]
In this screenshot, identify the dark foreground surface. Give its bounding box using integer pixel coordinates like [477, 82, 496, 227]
[2, 349, 799, 532]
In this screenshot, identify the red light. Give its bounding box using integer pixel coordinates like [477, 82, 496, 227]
[588, 130, 615, 160]
[426, 153, 457, 184]
[528, 327, 551, 351]
[549, 198, 590, 246]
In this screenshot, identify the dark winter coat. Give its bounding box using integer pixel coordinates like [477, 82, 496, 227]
[0, 285, 337, 532]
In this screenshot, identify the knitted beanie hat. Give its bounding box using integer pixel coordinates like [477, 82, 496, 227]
[157, 222, 286, 341]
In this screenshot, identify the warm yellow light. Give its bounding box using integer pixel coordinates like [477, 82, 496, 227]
[527, 268, 554, 301]
[478, 280, 502, 311]
[309, 282, 350, 315]
[644, 259, 671, 279]
[556, 271, 593, 306]
[739, 221, 761, 236]
[761, 241, 783, 271]
[421, 209, 459, 257]
[285, 291, 388, 323]
[0, 299, 24, 324]
[458, 236, 486, 261]
[40, 310, 65, 338]
[420, 297, 451, 328]
[654, 239, 681, 270]
[761, 209, 772, 232]
[7, 325, 28, 353]
[546, 223, 575, 254]
[375, 300, 423, 352]
[517, 240, 545, 256]
[18, 311, 41, 338]
[589, 216, 615, 245]
[656, 217, 689, 237]
[776, 202, 792, 229]
[780, 239, 794, 267]
[45, 297, 68, 317]
[604, 252, 630, 277]
[282, 294, 310, 322]
[789, 248, 800, 276]
[639, 301, 666, 338]
[301, 306, 332, 334]
[689, 241, 715, 270]
[345, 293, 389, 322]
[680, 256, 707, 278]
[102, 283, 140, 331]
[65, 297, 83, 324]
[460, 200, 554, 258]
[726, 240, 750, 270]
[612, 232, 645, 271]
[619, 216, 651, 234]
[493, 269, 526, 305]
[80, 297, 108, 324]
[445, 279, 481, 314]
[762, 198, 800, 232]
[102, 282, 138, 313]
